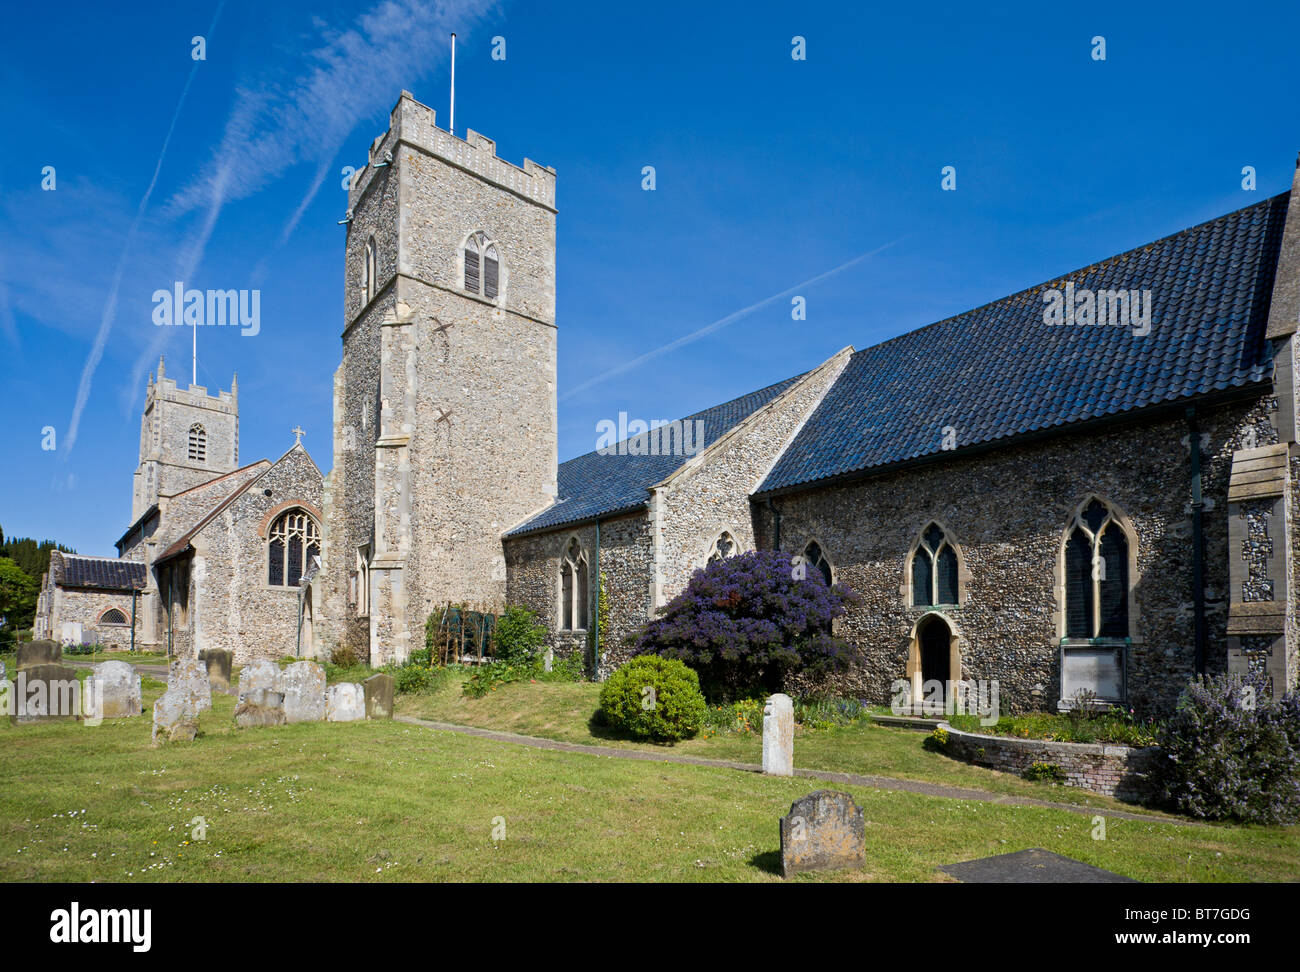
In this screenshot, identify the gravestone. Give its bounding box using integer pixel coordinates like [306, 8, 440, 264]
[17, 639, 62, 670]
[763, 693, 794, 776]
[282, 661, 327, 723]
[199, 648, 233, 693]
[0, 658, 6, 681]
[152, 689, 200, 743]
[237, 658, 284, 702]
[10, 663, 81, 724]
[326, 683, 366, 722]
[364, 673, 395, 719]
[780, 790, 866, 878]
[89, 661, 142, 719]
[168, 658, 212, 714]
[939, 848, 1138, 884]
[234, 689, 287, 728]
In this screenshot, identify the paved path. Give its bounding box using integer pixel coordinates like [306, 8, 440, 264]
[394, 715, 1200, 827]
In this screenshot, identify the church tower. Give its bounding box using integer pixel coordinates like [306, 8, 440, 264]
[322, 91, 558, 664]
[132, 356, 239, 520]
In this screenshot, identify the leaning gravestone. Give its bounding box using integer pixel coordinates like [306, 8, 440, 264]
[237, 658, 284, 703]
[152, 689, 200, 743]
[168, 658, 212, 713]
[282, 661, 327, 723]
[364, 673, 395, 720]
[89, 661, 142, 719]
[199, 648, 233, 693]
[326, 683, 366, 722]
[234, 689, 287, 728]
[780, 790, 866, 878]
[10, 663, 80, 724]
[762, 693, 794, 776]
[17, 639, 62, 670]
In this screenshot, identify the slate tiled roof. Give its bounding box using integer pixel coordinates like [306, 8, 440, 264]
[758, 192, 1288, 495]
[507, 375, 804, 536]
[58, 554, 147, 591]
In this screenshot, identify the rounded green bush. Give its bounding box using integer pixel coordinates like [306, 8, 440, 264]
[599, 656, 707, 742]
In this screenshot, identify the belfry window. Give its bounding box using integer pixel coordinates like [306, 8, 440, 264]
[464, 231, 500, 299]
[268, 509, 320, 588]
[1064, 498, 1130, 639]
[911, 523, 959, 607]
[188, 424, 207, 462]
[560, 537, 588, 630]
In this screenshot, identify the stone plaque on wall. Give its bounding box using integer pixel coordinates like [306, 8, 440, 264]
[1060, 645, 1124, 705]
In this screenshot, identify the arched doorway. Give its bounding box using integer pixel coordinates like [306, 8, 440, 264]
[919, 614, 951, 696]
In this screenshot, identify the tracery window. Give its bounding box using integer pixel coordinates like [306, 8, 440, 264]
[464, 231, 500, 299]
[1064, 498, 1130, 639]
[560, 537, 588, 630]
[801, 541, 833, 586]
[911, 522, 959, 607]
[363, 236, 377, 302]
[707, 531, 739, 564]
[268, 509, 320, 588]
[188, 424, 207, 462]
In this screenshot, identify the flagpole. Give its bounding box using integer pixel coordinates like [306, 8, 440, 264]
[449, 32, 456, 135]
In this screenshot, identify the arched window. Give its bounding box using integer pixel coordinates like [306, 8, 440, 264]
[911, 522, 959, 607]
[463, 231, 500, 299]
[188, 424, 207, 462]
[267, 509, 320, 588]
[707, 531, 738, 564]
[100, 608, 128, 625]
[363, 236, 377, 302]
[1064, 498, 1130, 639]
[559, 537, 588, 630]
[801, 541, 833, 586]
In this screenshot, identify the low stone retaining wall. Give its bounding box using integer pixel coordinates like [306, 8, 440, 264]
[939, 724, 1160, 802]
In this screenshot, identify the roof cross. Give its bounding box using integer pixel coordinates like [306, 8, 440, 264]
[292, 426, 305, 445]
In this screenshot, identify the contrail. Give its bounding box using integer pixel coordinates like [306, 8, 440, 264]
[560, 237, 905, 402]
[64, 0, 227, 458]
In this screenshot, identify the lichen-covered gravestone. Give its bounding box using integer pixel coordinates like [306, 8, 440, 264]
[17, 639, 62, 670]
[90, 661, 142, 719]
[234, 689, 287, 728]
[762, 693, 794, 776]
[168, 658, 212, 713]
[779, 790, 866, 878]
[326, 683, 366, 722]
[199, 648, 233, 693]
[10, 663, 80, 724]
[282, 661, 326, 723]
[364, 673, 395, 720]
[152, 690, 199, 743]
[237, 658, 284, 703]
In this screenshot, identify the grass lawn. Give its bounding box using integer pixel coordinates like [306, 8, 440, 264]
[398, 674, 1170, 815]
[3, 675, 1297, 882]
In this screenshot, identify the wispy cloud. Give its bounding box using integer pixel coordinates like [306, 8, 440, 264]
[62, 0, 228, 458]
[560, 238, 906, 401]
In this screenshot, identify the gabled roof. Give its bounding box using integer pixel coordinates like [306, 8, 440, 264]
[154, 443, 320, 564]
[758, 192, 1288, 495]
[56, 553, 146, 591]
[507, 375, 805, 536]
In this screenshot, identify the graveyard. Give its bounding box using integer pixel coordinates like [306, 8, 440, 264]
[1, 649, 1298, 882]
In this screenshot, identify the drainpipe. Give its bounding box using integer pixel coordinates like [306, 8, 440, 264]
[1187, 406, 1207, 677]
[166, 568, 173, 658]
[130, 589, 137, 653]
[766, 498, 783, 551]
[589, 521, 601, 678]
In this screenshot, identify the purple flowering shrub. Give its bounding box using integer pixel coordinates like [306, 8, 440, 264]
[1155, 673, 1300, 824]
[633, 550, 860, 701]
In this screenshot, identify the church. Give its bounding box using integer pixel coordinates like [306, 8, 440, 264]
[35, 357, 324, 660]
[319, 90, 1300, 714]
[38, 88, 1300, 716]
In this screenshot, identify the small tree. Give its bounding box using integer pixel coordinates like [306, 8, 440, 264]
[494, 605, 547, 666]
[633, 549, 858, 701]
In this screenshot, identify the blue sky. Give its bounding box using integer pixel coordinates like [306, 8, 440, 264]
[2, 0, 1299, 555]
